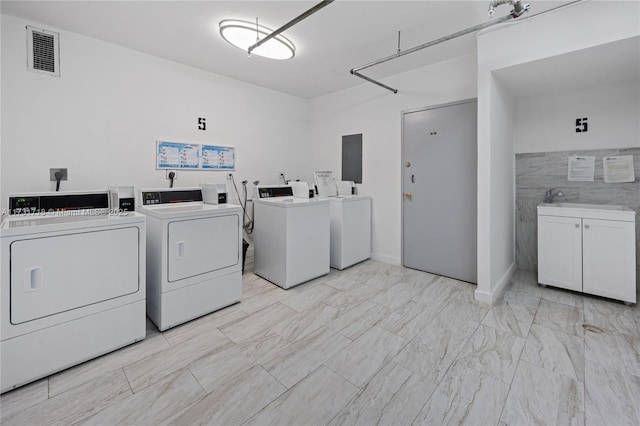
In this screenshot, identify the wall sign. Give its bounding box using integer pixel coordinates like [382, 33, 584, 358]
[156, 141, 199, 169]
[201, 145, 235, 170]
[198, 117, 206, 131]
[575, 117, 588, 133]
[156, 140, 236, 171]
[603, 155, 635, 183]
[568, 155, 595, 182]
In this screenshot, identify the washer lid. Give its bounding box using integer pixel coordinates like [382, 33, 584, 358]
[254, 197, 329, 208]
[318, 195, 371, 203]
[138, 202, 242, 218]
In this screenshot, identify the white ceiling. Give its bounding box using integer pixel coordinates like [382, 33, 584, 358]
[0, 0, 601, 99]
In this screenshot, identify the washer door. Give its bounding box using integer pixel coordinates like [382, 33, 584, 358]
[167, 214, 239, 282]
[10, 227, 140, 324]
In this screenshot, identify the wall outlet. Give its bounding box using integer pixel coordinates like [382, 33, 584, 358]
[165, 170, 177, 180]
[49, 168, 68, 181]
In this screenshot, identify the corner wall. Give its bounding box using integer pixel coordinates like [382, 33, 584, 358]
[308, 54, 477, 265]
[476, 0, 640, 302]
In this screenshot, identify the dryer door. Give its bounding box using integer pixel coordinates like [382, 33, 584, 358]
[10, 227, 140, 324]
[167, 214, 240, 282]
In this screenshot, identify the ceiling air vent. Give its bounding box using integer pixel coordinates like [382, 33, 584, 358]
[27, 26, 60, 76]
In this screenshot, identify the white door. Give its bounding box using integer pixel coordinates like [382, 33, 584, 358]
[582, 218, 636, 302]
[10, 227, 140, 324]
[402, 100, 477, 283]
[168, 215, 239, 282]
[537, 215, 583, 292]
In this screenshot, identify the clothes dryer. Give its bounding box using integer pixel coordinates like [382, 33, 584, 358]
[0, 191, 146, 393]
[137, 188, 242, 331]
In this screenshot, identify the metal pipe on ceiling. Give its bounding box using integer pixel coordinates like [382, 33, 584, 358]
[351, 0, 585, 94]
[350, 13, 515, 94]
[247, 0, 334, 55]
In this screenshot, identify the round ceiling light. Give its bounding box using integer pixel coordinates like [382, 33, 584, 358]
[219, 19, 295, 60]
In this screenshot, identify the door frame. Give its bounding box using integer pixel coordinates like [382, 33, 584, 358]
[400, 98, 478, 268]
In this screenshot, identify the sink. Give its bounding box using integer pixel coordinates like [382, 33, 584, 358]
[542, 202, 627, 211]
[538, 202, 635, 220]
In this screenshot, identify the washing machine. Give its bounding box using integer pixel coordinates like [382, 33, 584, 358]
[137, 187, 242, 331]
[314, 171, 372, 270]
[253, 185, 330, 289]
[0, 191, 146, 393]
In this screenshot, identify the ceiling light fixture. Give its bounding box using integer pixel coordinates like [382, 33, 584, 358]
[219, 19, 295, 60]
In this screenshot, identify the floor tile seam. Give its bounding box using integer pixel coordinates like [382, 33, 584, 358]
[162, 311, 251, 347]
[532, 311, 586, 339]
[321, 363, 365, 391]
[495, 357, 523, 425]
[255, 363, 290, 391]
[189, 362, 257, 395]
[261, 325, 346, 366]
[540, 293, 585, 310]
[432, 320, 483, 385]
[124, 339, 235, 393]
[66, 370, 135, 426]
[584, 357, 640, 381]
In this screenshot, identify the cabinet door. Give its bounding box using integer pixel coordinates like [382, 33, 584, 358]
[582, 218, 636, 303]
[537, 215, 583, 291]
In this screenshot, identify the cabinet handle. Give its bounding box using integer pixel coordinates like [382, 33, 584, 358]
[575, 223, 580, 228]
[584, 224, 590, 229]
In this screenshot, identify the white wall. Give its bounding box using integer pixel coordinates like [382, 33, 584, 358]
[308, 54, 477, 265]
[1, 14, 310, 213]
[476, 0, 640, 302]
[514, 80, 640, 154]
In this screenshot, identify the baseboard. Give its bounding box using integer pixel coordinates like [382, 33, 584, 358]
[370, 253, 401, 266]
[474, 262, 516, 304]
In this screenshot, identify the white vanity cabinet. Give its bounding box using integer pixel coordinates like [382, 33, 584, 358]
[537, 203, 636, 304]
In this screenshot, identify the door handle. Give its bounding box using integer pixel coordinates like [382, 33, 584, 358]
[25, 267, 42, 292]
[411, 174, 415, 183]
[177, 241, 185, 259]
[404, 193, 412, 200]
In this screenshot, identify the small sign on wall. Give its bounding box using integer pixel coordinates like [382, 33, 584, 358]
[575, 117, 588, 133]
[156, 140, 236, 170]
[603, 155, 635, 183]
[567, 155, 595, 182]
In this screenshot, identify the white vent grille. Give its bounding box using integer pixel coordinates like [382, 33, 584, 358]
[27, 26, 60, 76]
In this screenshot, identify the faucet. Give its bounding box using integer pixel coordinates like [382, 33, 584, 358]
[543, 188, 564, 204]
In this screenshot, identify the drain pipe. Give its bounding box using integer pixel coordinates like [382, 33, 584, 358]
[247, 0, 334, 55]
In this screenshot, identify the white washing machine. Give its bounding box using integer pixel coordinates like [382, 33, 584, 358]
[314, 171, 372, 270]
[137, 188, 242, 331]
[0, 191, 146, 393]
[253, 185, 330, 289]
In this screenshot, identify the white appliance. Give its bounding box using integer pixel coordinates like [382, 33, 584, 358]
[314, 171, 372, 270]
[137, 187, 242, 331]
[253, 185, 330, 289]
[200, 183, 228, 205]
[1, 191, 146, 393]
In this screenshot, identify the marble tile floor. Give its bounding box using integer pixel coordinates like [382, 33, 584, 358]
[2, 259, 639, 426]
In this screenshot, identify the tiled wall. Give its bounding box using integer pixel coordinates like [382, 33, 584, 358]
[515, 147, 640, 287]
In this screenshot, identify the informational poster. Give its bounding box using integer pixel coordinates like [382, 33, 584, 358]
[156, 140, 236, 171]
[567, 155, 595, 182]
[157, 141, 199, 169]
[603, 155, 635, 183]
[201, 145, 236, 170]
